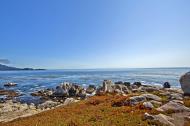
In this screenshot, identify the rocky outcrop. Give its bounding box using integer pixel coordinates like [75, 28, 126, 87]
[37, 100, 60, 110]
[53, 85, 69, 97]
[49, 83, 86, 99]
[141, 93, 162, 101]
[169, 93, 183, 100]
[114, 84, 130, 94]
[180, 72, 190, 96]
[127, 95, 146, 106]
[63, 98, 78, 106]
[31, 89, 53, 97]
[133, 82, 142, 87]
[0, 100, 40, 122]
[97, 80, 131, 95]
[144, 113, 175, 126]
[138, 86, 160, 92]
[163, 82, 171, 88]
[4, 82, 17, 87]
[86, 85, 96, 94]
[0, 89, 20, 97]
[156, 101, 190, 112]
[143, 102, 154, 109]
[125, 93, 162, 106]
[102, 80, 114, 92]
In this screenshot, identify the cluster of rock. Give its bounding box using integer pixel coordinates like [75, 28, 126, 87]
[94, 78, 190, 126]
[31, 82, 96, 101]
[0, 97, 79, 122]
[0, 89, 20, 102]
[0, 100, 39, 122]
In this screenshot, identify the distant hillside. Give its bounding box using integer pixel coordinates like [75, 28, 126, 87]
[0, 64, 45, 71]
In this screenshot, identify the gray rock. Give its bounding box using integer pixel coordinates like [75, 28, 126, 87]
[180, 72, 190, 95]
[143, 102, 154, 109]
[102, 80, 114, 93]
[60, 82, 72, 90]
[77, 89, 86, 99]
[123, 82, 131, 87]
[0, 100, 40, 122]
[144, 113, 175, 126]
[141, 93, 162, 101]
[114, 89, 124, 94]
[53, 86, 68, 97]
[68, 86, 77, 96]
[150, 100, 162, 106]
[37, 100, 59, 109]
[144, 112, 154, 120]
[86, 85, 96, 94]
[154, 114, 175, 126]
[131, 89, 138, 93]
[114, 84, 129, 94]
[157, 101, 190, 112]
[163, 82, 171, 88]
[131, 84, 138, 89]
[169, 93, 183, 100]
[63, 98, 78, 106]
[4, 82, 17, 87]
[171, 100, 184, 104]
[133, 82, 142, 87]
[127, 95, 146, 105]
[96, 87, 104, 95]
[138, 86, 160, 92]
[31, 89, 53, 97]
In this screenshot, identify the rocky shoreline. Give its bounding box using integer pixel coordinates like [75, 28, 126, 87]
[0, 72, 190, 125]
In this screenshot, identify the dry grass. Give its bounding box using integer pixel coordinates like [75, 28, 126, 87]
[0, 94, 159, 126]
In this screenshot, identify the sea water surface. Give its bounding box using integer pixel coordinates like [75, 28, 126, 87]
[0, 68, 189, 103]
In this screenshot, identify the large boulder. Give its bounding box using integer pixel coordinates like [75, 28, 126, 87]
[114, 84, 129, 94]
[68, 86, 77, 97]
[102, 80, 114, 93]
[143, 102, 154, 109]
[163, 82, 171, 88]
[133, 82, 142, 87]
[180, 72, 190, 96]
[123, 82, 131, 87]
[138, 86, 160, 92]
[86, 85, 96, 94]
[156, 101, 190, 112]
[169, 93, 183, 100]
[141, 93, 162, 101]
[144, 113, 175, 126]
[53, 86, 68, 97]
[77, 89, 86, 99]
[127, 95, 146, 106]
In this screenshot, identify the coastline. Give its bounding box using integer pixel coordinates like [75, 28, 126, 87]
[0, 80, 190, 126]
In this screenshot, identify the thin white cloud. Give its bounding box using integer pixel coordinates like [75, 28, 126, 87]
[0, 59, 10, 64]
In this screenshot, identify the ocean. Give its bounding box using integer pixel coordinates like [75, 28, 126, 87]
[0, 68, 189, 103]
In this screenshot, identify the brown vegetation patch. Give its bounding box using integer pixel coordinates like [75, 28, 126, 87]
[1, 94, 159, 126]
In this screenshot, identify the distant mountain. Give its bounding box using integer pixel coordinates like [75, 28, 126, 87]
[0, 64, 45, 71]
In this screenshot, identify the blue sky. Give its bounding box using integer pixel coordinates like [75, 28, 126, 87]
[0, 0, 190, 69]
